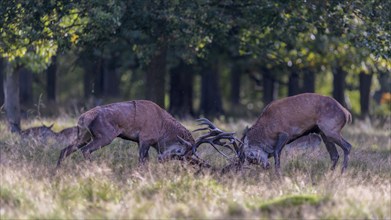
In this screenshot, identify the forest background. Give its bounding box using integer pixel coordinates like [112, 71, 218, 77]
[0, 0, 390, 130]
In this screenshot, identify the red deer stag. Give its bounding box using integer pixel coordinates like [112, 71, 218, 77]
[56, 100, 196, 167]
[195, 93, 352, 174]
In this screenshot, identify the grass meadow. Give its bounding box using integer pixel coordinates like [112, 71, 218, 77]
[0, 117, 390, 219]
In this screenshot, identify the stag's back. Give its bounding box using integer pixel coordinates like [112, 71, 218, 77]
[249, 93, 351, 142]
[77, 100, 194, 144]
[134, 100, 194, 144]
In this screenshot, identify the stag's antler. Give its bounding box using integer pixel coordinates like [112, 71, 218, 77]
[192, 118, 242, 162]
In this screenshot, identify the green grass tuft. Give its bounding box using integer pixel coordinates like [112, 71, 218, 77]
[259, 194, 325, 211]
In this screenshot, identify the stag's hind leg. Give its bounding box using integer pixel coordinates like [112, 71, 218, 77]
[328, 134, 351, 174]
[57, 142, 87, 167]
[319, 129, 351, 173]
[80, 115, 120, 161]
[56, 127, 92, 167]
[80, 136, 116, 161]
[319, 132, 339, 170]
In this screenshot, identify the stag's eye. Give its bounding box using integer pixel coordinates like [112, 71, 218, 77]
[176, 149, 183, 154]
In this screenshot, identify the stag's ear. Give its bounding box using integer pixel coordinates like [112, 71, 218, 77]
[177, 135, 192, 147]
[42, 123, 54, 129]
[243, 126, 249, 135]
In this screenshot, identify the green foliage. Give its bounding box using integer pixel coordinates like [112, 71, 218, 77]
[1, 2, 53, 71]
[1, 0, 390, 118]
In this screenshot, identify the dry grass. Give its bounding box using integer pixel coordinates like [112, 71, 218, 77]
[0, 118, 390, 219]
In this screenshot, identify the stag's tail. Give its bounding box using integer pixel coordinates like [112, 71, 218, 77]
[335, 100, 352, 125]
[76, 109, 99, 141]
[343, 108, 352, 124]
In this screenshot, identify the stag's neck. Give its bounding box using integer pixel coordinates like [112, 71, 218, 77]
[161, 117, 194, 144]
[246, 123, 276, 146]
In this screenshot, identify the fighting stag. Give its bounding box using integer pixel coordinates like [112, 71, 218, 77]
[56, 100, 197, 167]
[195, 93, 353, 174]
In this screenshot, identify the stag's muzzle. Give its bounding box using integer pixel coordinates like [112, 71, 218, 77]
[157, 147, 187, 162]
[244, 149, 271, 169]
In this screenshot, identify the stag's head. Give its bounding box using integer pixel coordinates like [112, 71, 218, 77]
[157, 136, 194, 162]
[241, 130, 272, 169]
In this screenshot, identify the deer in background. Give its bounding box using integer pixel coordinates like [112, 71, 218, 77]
[20, 124, 77, 145]
[56, 100, 200, 167]
[195, 93, 352, 174]
[20, 124, 57, 141]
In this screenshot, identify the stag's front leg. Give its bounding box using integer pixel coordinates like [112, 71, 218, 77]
[273, 133, 289, 174]
[138, 142, 151, 165]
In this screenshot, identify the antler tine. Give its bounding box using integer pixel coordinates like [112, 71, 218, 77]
[194, 136, 236, 162]
[196, 118, 214, 125]
[196, 118, 222, 131]
[206, 142, 236, 162]
[193, 118, 215, 132]
[195, 132, 238, 154]
[192, 117, 243, 164]
[192, 127, 208, 132]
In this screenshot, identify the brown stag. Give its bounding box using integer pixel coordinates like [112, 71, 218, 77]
[194, 93, 353, 174]
[56, 100, 198, 167]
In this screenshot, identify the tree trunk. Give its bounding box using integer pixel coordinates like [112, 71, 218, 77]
[261, 68, 277, 105]
[302, 69, 315, 93]
[0, 58, 4, 106]
[200, 64, 223, 118]
[332, 66, 348, 108]
[103, 58, 120, 98]
[145, 46, 167, 108]
[359, 72, 373, 117]
[19, 67, 33, 108]
[169, 61, 194, 118]
[230, 64, 241, 105]
[93, 58, 104, 98]
[83, 58, 94, 99]
[3, 61, 21, 132]
[288, 70, 300, 96]
[83, 66, 93, 99]
[46, 56, 57, 102]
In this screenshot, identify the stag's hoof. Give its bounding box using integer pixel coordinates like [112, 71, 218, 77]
[262, 162, 271, 170]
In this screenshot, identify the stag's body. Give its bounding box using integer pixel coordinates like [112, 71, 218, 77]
[242, 93, 352, 173]
[57, 100, 194, 167]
